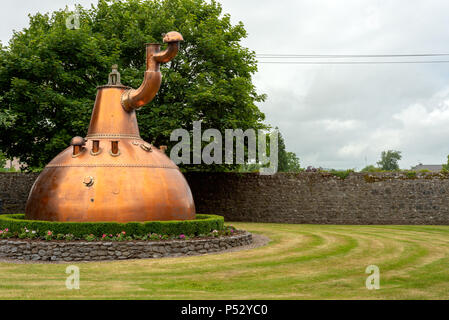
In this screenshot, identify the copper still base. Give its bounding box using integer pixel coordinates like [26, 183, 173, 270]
[25, 32, 196, 222]
[25, 136, 196, 222]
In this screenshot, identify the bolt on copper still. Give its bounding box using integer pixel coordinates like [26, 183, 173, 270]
[25, 31, 196, 222]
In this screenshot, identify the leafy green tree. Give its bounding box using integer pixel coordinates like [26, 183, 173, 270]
[0, 151, 6, 168]
[285, 151, 302, 172]
[276, 129, 301, 172]
[0, 0, 265, 170]
[377, 150, 402, 171]
[237, 129, 301, 173]
[277, 130, 289, 172]
[442, 156, 449, 172]
[238, 162, 261, 173]
[360, 165, 381, 172]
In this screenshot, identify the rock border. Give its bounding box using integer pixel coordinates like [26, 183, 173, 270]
[0, 231, 252, 262]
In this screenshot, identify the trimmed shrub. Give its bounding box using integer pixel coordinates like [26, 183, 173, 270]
[0, 214, 224, 238]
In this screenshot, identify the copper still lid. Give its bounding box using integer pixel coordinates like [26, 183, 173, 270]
[25, 32, 196, 222]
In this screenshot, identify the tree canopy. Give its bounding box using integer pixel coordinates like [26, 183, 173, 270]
[377, 150, 402, 171]
[0, 0, 266, 170]
[277, 130, 301, 172]
[238, 129, 302, 173]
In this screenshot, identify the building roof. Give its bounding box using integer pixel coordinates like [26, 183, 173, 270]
[411, 164, 443, 172]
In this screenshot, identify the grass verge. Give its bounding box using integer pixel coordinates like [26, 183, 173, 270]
[1, 223, 449, 299]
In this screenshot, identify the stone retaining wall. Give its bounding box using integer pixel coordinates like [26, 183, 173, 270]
[187, 171, 449, 225]
[0, 232, 252, 262]
[3, 171, 449, 225]
[0, 173, 38, 214]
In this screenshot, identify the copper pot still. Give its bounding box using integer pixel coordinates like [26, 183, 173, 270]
[25, 32, 196, 222]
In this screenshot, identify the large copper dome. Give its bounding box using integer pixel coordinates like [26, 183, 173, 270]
[25, 32, 196, 222]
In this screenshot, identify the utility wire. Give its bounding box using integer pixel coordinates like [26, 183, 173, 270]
[257, 60, 449, 64]
[255, 52, 449, 64]
[255, 53, 449, 58]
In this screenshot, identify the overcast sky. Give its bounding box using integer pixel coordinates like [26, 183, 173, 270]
[2, 0, 449, 170]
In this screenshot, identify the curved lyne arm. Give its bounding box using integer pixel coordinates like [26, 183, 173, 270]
[121, 31, 183, 112]
[120, 70, 162, 111]
[154, 32, 183, 63]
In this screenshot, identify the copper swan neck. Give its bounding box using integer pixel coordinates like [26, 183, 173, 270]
[121, 31, 183, 112]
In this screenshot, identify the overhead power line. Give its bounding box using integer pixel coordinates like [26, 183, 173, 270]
[255, 53, 449, 58]
[257, 60, 449, 64]
[255, 52, 449, 64]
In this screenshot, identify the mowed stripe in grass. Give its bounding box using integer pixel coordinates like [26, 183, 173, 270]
[0, 223, 449, 299]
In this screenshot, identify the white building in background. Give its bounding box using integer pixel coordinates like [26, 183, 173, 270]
[3, 158, 21, 171]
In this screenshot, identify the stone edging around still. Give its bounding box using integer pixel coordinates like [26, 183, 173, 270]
[0, 231, 253, 262]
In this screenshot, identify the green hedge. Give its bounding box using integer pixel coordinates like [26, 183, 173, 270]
[0, 214, 224, 237]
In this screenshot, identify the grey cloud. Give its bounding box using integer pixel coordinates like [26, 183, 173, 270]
[222, 0, 449, 169]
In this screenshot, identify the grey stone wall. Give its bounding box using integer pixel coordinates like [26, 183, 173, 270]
[0, 173, 38, 214]
[2, 171, 449, 225]
[186, 171, 449, 225]
[0, 232, 252, 261]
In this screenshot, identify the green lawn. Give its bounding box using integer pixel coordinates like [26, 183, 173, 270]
[1, 222, 449, 299]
